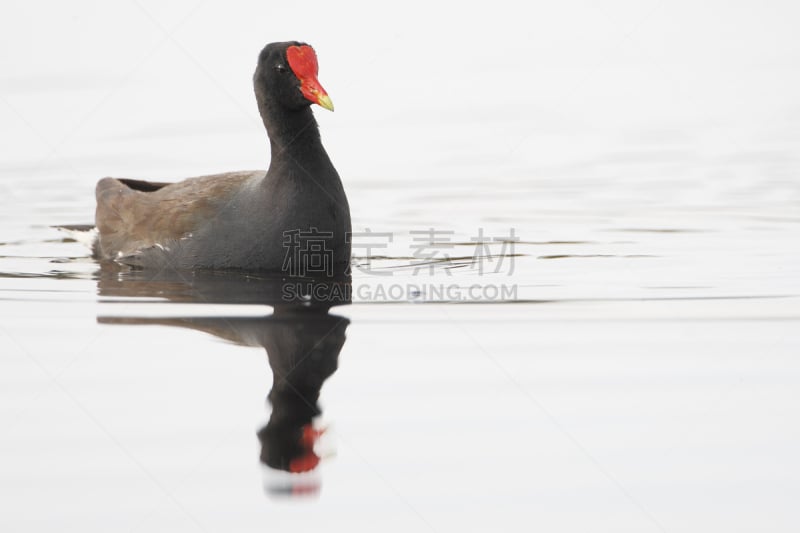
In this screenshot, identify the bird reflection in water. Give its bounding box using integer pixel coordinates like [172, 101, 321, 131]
[95, 265, 350, 498]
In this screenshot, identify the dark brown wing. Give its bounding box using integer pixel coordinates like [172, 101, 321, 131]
[94, 171, 263, 261]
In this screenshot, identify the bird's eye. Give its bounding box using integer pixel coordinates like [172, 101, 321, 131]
[273, 64, 288, 74]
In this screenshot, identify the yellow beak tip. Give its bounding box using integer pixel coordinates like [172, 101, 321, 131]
[317, 94, 334, 112]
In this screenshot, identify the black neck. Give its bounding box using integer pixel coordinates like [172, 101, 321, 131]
[258, 102, 329, 169]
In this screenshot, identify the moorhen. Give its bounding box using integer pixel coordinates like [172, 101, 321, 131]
[93, 41, 351, 274]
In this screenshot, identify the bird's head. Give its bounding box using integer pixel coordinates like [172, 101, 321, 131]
[254, 41, 334, 112]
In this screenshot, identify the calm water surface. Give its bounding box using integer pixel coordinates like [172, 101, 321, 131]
[1, 154, 798, 532]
